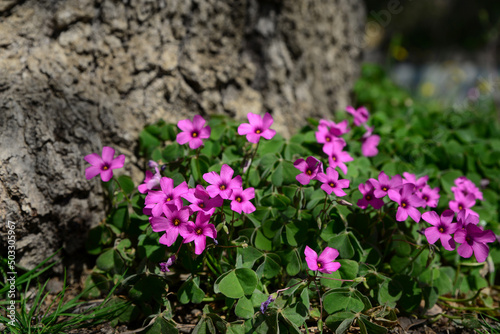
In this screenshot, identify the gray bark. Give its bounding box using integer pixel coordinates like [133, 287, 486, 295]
[0, 0, 365, 270]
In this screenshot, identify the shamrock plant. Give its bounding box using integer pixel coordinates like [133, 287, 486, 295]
[82, 65, 500, 333]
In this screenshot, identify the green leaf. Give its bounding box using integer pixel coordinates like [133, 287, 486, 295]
[320, 270, 343, 289]
[338, 259, 359, 280]
[162, 143, 182, 162]
[96, 249, 115, 272]
[325, 312, 355, 332]
[237, 246, 264, 268]
[109, 203, 129, 230]
[358, 315, 388, 334]
[200, 140, 222, 157]
[256, 253, 281, 279]
[323, 291, 364, 314]
[328, 232, 355, 259]
[117, 175, 135, 194]
[235, 297, 254, 319]
[440, 170, 463, 195]
[178, 277, 205, 304]
[284, 220, 308, 247]
[217, 269, 258, 299]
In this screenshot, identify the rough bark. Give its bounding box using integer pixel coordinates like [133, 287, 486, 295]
[0, 0, 365, 270]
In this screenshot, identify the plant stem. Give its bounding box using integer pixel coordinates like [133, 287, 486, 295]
[244, 141, 260, 187]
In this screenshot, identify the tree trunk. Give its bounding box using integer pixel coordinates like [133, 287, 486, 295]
[0, 0, 365, 270]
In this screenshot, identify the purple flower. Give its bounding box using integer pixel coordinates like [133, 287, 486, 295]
[422, 210, 458, 251]
[402, 172, 428, 190]
[237, 112, 276, 143]
[451, 176, 483, 201]
[203, 164, 242, 199]
[84, 146, 125, 182]
[138, 167, 161, 194]
[361, 127, 380, 157]
[148, 160, 159, 169]
[304, 246, 341, 274]
[449, 191, 476, 214]
[388, 183, 426, 222]
[315, 124, 337, 146]
[176, 115, 211, 149]
[369, 171, 402, 199]
[159, 255, 176, 272]
[418, 185, 440, 208]
[294, 156, 323, 185]
[230, 187, 256, 214]
[454, 224, 496, 263]
[456, 209, 479, 230]
[180, 212, 217, 255]
[150, 206, 192, 246]
[144, 177, 189, 217]
[181, 185, 223, 216]
[346, 106, 369, 126]
[316, 167, 350, 196]
[260, 295, 276, 314]
[357, 181, 385, 209]
[323, 139, 353, 175]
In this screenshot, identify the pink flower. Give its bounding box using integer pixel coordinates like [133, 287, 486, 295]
[454, 224, 496, 263]
[304, 246, 341, 274]
[388, 183, 426, 222]
[203, 164, 242, 199]
[180, 212, 217, 255]
[451, 176, 483, 201]
[357, 181, 384, 209]
[456, 209, 479, 230]
[237, 112, 276, 143]
[230, 187, 256, 214]
[315, 120, 349, 144]
[361, 127, 380, 157]
[181, 185, 223, 216]
[449, 191, 477, 215]
[176, 115, 211, 149]
[144, 177, 189, 217]
[316, 167, 350, 196]
[422, 210, 458, 251]
[159, 255, 176, 272]
[138, 167, 161, 194]
[294, 156, 323, 185]
[346, 106, 369, 126]
[402, 172, 428, 190]
[84, 146, 125, 182]
[150, 206, 192, 247]
[323, 139, 353, 175]
[369, 171, 402, 199]
[418, 185, 440, 208]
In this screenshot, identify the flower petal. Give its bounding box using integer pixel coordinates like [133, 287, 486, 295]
[101, 146, 116, 164]
[85, 166, 102, 180]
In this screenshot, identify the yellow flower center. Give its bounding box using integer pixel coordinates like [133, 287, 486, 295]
[255, 129, 261, 134]
[220, 185, 226, 190]
[236, 197, 242, 203]
[196, 228, 203, 235]
[192, 132, 198, 138]
[173, 219, 180, 226]
[366, 195, 372, 201]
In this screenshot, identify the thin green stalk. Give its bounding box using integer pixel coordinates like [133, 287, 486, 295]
[244, 141, 260, 187]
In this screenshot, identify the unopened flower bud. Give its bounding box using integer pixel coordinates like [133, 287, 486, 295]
[260, 294, 276, 314]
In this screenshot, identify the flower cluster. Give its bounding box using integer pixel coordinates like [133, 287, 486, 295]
[294, 156, 350, 196]
[357, 171, 438, 223]
[355, 170, 495, 263]
[133, 113, 275, 259]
